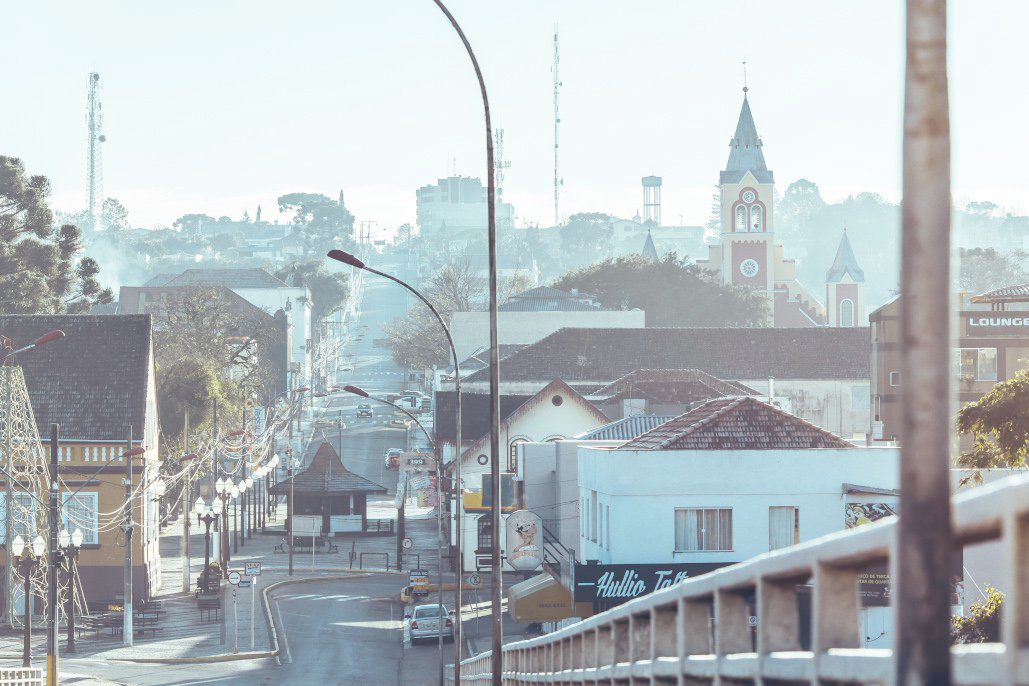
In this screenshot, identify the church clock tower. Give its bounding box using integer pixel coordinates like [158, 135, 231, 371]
[718, 88, 775, 300]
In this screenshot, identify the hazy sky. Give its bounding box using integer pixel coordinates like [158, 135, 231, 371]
[3, 1, 1025, 236]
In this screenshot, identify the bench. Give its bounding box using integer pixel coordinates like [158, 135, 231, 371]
[198, 594, 222, 621]
[134, 612, 162, 637]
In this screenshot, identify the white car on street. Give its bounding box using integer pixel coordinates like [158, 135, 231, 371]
[409, 604, 453, 644]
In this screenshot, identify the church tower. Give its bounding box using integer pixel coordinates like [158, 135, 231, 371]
[718, 89, 775, 298]
[825, 229, 865, 326]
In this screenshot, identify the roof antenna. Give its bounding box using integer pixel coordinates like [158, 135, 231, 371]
[742, 59, 749, 95]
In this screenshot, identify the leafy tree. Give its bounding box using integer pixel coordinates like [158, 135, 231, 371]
[157, 358, 224, 437]
[0, 156, 113, 314]
[778, 179, 825, 225]
[273, 261, 350, 332]
[99, 197, 129, 231]
[952, 587, 1002, 644]
[560, 213, 613, 258]
[956, 368, 1029, 484]
[958, 247, 1027, 295]
[278, 192, 355, 255]
[552, 253, 768, 327]
[172, 213, 217, 235]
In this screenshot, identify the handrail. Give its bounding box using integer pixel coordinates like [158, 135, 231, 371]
[447, 473, 1029, 685]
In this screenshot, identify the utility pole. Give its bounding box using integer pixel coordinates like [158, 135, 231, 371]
[5, 366, 13, 629]
[182, 408, 190, 593]
[123, 426, 133, 647]
[46, 424, 58, 686]
[553, 27, 561, 226]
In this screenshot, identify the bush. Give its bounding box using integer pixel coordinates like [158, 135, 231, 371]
[952, 587, 1002, 643]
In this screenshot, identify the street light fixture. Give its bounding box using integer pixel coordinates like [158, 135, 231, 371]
[12, 534, 45, 667]
[327, 253, 465, 677]
[58, 528, 83, 653]
[196, 499, 220, 595]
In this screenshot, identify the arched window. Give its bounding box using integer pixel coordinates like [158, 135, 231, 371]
[750, 205, 763, 231]
[840, 298, 855, 327]
[735, 205, 747, 231]
[508, 438, 527, 472]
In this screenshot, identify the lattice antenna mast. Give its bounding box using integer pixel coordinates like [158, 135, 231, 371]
[553, 27, 561, 226]
[87, 72, 105, 231]
[494, 128, 511, 205]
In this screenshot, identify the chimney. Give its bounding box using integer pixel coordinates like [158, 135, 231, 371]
[767, 377, 775, 403]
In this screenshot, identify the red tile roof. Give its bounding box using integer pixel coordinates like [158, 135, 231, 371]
[619, 396, 854, 450]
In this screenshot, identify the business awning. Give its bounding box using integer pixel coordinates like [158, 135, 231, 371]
[508, 573, 573, 624]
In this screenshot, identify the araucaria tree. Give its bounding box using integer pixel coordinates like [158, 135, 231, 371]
[0, 156, 113, 313]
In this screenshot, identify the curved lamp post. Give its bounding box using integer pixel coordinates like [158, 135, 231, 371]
[343, 385, 449, 670]
[327, 249, 465, 678]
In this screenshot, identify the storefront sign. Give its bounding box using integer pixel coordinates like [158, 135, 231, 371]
[574, 562, 731, 607]
[506, 510, 544, 571]
[409, 569, 430, 597]
[965, 315, 1029, 337]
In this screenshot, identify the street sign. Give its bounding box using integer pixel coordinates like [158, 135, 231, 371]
[401, 537, 413, 549]
[228, 571, 242, 585]
[239, 578, 252, 589]
[245, 561, 262, 577]
[467, 573, 481, 588]
[409, 569, 430, 597]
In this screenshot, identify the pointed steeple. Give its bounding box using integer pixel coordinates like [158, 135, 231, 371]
[826, 229, 865, 283]
[721, 92, 773, 184]
[642, 229, 659, 262]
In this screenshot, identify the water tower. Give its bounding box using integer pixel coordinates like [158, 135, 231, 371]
[642, 176, 662, 225]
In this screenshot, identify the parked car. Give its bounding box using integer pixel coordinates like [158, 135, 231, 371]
[384, 448, 403, 469]
[409, 604, 453, 644]
[356, 403, 373, 418]
[389, 418, 411, 429]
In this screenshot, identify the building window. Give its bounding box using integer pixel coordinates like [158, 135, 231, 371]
[769, 506, 800, 551]
[957, 348, 998, 382]
[674, 508, 732, 552]
[62, 492, 99, 545]
[750, 205, 763, 231]
[606, 505, 611, 550]
[889, 371, 901, 387]
[735, 205, 747, 231]
[590, 490, 598, 544]
[476, 514, 492, 553]
[508, 439, 526, 472]
[0, 493, 37, 542]
[840, 298, 855, 327]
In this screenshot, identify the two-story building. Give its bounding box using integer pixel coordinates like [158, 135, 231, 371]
[0, 315, 163, 609]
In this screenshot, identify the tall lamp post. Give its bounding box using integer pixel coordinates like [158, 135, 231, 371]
[121, 444, 146, 648]
[328, 250, 464, 677]
[58, 528, 83, 654]
[343, 385, 448, 683]
[179, 454, 198, 593]
[194, 497, 222, 593]
[12, 534, 45, 667]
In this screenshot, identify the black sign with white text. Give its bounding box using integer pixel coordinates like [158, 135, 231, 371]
[965, 314, 1029, 337]
[574, 562, 731, 610]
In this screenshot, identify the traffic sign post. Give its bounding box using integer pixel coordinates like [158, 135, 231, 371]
[227, 569, 241, 654]
[467, 573, 481, 588]
[245, 561, 262, 576]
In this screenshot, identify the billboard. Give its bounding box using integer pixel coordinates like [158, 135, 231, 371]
[505, 510, 544, 571]
[574, 562, 731, 611]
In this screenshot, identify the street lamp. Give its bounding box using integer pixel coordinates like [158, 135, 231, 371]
[178, 453, 198, 593]
[195, 498, 221, 594]
[327, 251, 465, 674]
[342, 385, 448, 666]
[286, 456, 301, 577]
[58, 528, 83, 653]
[12, 534, 45, 667]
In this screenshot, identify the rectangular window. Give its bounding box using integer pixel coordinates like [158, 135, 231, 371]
[606, 505, 611, 550]
[0, 493, 38, 543]
[590, 490, 598, 543]
[62, 492, 99, 545]
[769, 506, 800, 551]
[957, 348, 999, 382]
[889, 371, 901, 387]
[674, 508, 732, 552]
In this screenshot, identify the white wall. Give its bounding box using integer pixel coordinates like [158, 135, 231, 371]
[451, 310, 646, 362]
[231, 286, 311, 382]
[737, 378, 870, 439]
[577, 447, 899, 565]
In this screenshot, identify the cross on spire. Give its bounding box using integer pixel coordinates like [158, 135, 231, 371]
[743, 59, 748, 95]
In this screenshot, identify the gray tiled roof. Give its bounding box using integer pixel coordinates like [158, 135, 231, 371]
[499, 298, 600, 312]
[269, 442, 386, 495]
[620, 396, 853, 450]
[970, 283, 1029, 303]
[0, 315, 152, 442]
[162, 268, 288, 289]
[434, 391, 532, 446]
[592, 369, 756, 403]
[142, 273, 177, 287]
[576, 415, 677, 441]
[826, 230, 865, 283]
[721, 95, 774, 184]
[463, 327, 870, 384]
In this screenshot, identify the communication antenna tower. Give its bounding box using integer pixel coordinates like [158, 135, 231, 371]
[86, 72, 106, 231]
[553, 27, 562, 226]
[494, 128, 511, 205]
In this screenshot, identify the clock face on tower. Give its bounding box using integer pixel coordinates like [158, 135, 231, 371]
[742, 190, 756, 203]
[739, 258, 760, 278]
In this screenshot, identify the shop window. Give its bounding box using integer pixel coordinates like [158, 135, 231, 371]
[957, 348, 998, 382]
[674, 507, 732, 552]
[769, 506, 800, 551]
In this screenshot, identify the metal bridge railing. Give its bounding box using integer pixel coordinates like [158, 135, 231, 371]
[448, 473, 1029, 685]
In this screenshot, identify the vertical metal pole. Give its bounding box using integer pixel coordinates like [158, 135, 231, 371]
[453, 360, 463, 679]
[65, 554, 75, 654]
[123, 426, 133, 647]
[46, 423, 58, 686]
[896, 0, 952, 684]
[22, 562, 31, 667]
[182, 408, 190, 593]
[241, 405, 247, 546]
[5, 366, 14, 629]
[288, 465, 294, 577]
